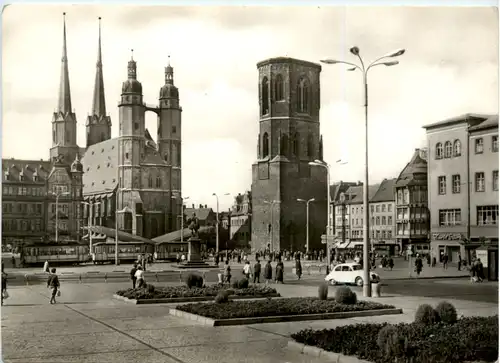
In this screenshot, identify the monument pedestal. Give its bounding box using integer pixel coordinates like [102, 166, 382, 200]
[177, 237, 214, 269]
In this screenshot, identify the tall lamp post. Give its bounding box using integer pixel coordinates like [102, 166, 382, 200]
[81, 201, 94, 252]
[321, 46, 405, 297]
[49, 191, 70, 243]
[308, 160, 331, 273]
[263, 200, 280, 253]
[297, 198, 315, 254]
[212, 193, 230, 254]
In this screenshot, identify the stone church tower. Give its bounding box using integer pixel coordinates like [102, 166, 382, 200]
[251, 57, 327, 253]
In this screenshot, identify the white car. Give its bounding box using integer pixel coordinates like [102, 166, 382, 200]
[325, 263, 380, 286]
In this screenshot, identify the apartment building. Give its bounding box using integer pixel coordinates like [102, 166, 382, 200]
[370, 178, 397, 256]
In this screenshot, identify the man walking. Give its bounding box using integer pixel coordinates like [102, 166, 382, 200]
[130, 264, 138, 289]
[253, 259, 261, 284]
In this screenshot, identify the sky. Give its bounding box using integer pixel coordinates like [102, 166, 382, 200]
[2, 5, 498, 211]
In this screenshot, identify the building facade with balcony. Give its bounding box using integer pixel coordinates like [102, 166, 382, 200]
[424, 114, 498, 275]
[394, 148, 430, 256]
[370, 178, 398, 256]
[330, 181, 360, 248]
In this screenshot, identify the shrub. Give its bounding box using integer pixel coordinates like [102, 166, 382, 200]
[335, 286, 357, 305]
[147, 284, 155, 294]
[377, 324, 398, 354]
[186, 273, 204, 289]
[435, 301, 457, 325]
[237, 278, 249, 289]
[415, 304, 439, 325]
[214, 290, 230, 304]
[318, 282, 329, 300]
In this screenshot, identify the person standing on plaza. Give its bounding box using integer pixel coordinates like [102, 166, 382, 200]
[458, 254, 462, 271]
[253, 259, 261, 283]
[130, 264, 138, 289]
[1, 266, 8, 306]
[442, 254, 449, 269]
[224, 260, 232, 284]
[43, 260, 49, 273]
[476, 259, 485, 282]
[388, 257, 394, 271]
[135, 266, 145, 288]
[295, 255, 302, 280]
[275, 259, 284, 284]
[415, 255, 423, 277]
[47, 268, 60, 304]
[243, 260, 252, 279]
[264, 260, 273, 284]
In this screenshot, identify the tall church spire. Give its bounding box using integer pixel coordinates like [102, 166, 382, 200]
[57, 12, 72, 114]
[91, 17, 106, 117]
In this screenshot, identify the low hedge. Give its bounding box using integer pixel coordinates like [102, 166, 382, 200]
[291, 315, 499, 363]
[116, 284, 278, 300]
[175, 297, 395, 320]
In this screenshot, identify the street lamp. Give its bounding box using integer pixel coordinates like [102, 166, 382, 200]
[263, 200, 280, 253]
[81, 201, 94, 252]
[172, 195, 189, 243]
[297, 198, 315, 254]
[308, 160, 331, 273]
[321, 46, 405, 297]
[49, 191, 70, 243]
[212, 193, 230, 254]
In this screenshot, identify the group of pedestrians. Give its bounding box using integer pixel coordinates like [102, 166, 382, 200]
[129, 262, 146, 288]
[221, 258, 285, 284]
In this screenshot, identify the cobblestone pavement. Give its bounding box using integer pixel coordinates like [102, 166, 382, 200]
[2, 280, 497, 363]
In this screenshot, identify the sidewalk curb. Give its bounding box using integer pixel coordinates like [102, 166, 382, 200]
[287, 340, 373, 363]
[385, 275, 470, 281]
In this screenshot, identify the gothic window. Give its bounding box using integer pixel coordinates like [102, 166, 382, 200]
[453, 139, 461, 156]
[172, 126, 177, 134]
[134, 122, 139, 130]
[292, 133, 299, 157]
[274, 74, 284, 101]
[307, 134, 314, 158]
[435, 143, 443, 159]
[156, 176, 161, 188]
[261, 77, 269, 115]
[164, 153, 168, 162]
[125, 152, 129, 160]
[148, 176, 153, 188]
[280, 133, 289, 156]
[297, 77, 310, 113]
[444, 141, 452, 158]
[53, 129, 56, 143]
[262, 132, 269, 158]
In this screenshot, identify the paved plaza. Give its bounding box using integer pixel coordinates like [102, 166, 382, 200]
[1, 279, 497, 363]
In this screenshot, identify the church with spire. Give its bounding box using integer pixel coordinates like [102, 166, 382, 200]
[2, 13, 183, 248]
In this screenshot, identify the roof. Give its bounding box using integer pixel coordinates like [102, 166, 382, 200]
[87, 225, 154, 243]
[395, 149, 428, 188]
[348, 184, 380, 204]
[370, 178, 397, 203]
[422, 113, 495, 130]
[257, 57, 321, 70]
[2, 158, 52, 183]
[153, 225, 215, 244]
[184, 208, 214, 221]
[330, 181, 359, 203]
[468, 114, 499, 131]
[82, 132, 167, 195]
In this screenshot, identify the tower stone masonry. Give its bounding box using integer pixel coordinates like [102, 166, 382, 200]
[251, 57, 328, 253]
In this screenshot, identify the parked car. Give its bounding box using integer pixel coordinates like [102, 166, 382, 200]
[324, 262, 380, 286]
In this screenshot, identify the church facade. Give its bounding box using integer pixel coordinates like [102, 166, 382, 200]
[251, 57, 328, 253]
[1, 14, 183, 248]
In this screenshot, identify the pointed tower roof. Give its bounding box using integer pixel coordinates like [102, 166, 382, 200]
[91, 17, 106, 117]
[395, 149, 428, 187]
[57, 13, 72, 114]
[159, 55, 179, 99]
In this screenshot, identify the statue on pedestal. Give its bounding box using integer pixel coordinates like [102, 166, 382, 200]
[187, 213, 200, 237]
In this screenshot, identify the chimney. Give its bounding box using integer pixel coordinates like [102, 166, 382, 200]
[192, 203, 195, 208]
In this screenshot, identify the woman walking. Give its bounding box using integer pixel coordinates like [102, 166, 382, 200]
[275, 259, 284, 284]
[295, 256, 302, 280]
[47, 268, 60, 304]
[134, 266, 145, 288]
[264, 260, 273, 284]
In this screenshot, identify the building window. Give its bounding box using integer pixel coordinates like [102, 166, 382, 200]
[280, 133, 289, 156]
[156, 176, 161, 188]
[477, 205, 498, 225]
[307, 134, 314, 158]
[297, 77, 310, 113]
[493, 170, 498, 191]
[438, 176, 446, 195]
[172, 125, 177, 134]
[475, 172, 485, 192]
[381, 204, 386, 212]
[376, 216, 380, 225]
[435, 143, 443, 159]
[452, 174, 461, 194]
[403, 189, 409, 203]
[453, 139, 461, 156]
[292, 132, 299, 156]
[439, 209, 461, 226]
[261, 77, 269, 115]
[370, 205, 374, 212]
[134, 122, 139, 130]
[382, 216, 386, 225]
[262, 132, 269, 158]
[376, 205, 380, 213]
[493, 135, 498, 153]
[274, 74, 284, 101]
[148, 176, 153, 188]
[444, 141, 452, 158]
[388, 216, 392, 225]
[475, 138, 484, 154]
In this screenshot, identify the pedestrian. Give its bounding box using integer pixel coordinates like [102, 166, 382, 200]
[295, 256, 302, 280]
[458, 254, 462, 271]
[442, 254, 448, 269]
[415, 255, 423, 277]
[130, 263, 138, 289]
[11, 255, 15, 269]
[43, 260, 49, 273]
[224, 260, 232, 284]
[264, 260, 273, 284]
[275, 259, 284, 284]
[432, 256, 437, 268]
[1, 266, 8, 306]
[476, 259, 485, 282]
[253, 259, 261, 283]
[243, 260, 252, 279]
[176, 253, 180, 264]
[215, 253, 220, 266]
[47, 268, 60, 304]
[388, 257, 394, 271]
[135, 266, 145, 288]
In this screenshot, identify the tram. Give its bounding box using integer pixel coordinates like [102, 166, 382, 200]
[21, 242, 90, 266]
[155, 241, 189, 261]
[92, 240, 155, 264]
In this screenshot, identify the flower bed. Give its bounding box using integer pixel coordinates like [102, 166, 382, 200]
[175, 297, 396, 320]
[115, 284, 278, 300]
[291, 315, 499, 363]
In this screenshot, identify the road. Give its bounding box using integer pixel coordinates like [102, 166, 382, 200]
[286, 277, 499, 304]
